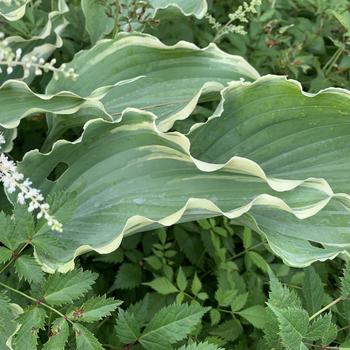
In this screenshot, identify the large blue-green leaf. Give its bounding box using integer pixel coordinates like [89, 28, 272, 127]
[45, 33, 259, 141]
[19, 109, 334, 272]
[189, 75, 350, 266]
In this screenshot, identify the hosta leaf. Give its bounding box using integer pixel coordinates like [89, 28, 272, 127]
[46, 32, 259, 138]
[115, 310, 141, 344]
[0, 126, 17, 153]
[81, 0, 114, 44]
[74, 323, 103, 350]
[0, 0, 28, 21]
[42, 318, 69, 350]
[14, 307, 46, 350]
[14, 255, 44, 284]
[139, 303, 209, 349]
[20, 109, 336, 271]
[0, 0, 69, 85]
[68, 296, 122, 323]
[149, 0, 208, 19]
[190, 75, 350, 266]
[0, 77, 135, 129]
[42, 269, 97, 305]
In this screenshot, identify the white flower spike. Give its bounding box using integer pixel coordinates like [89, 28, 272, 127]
[0, 134, 62, 232]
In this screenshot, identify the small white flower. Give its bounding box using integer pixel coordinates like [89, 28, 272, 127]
[0, 133, 63, 232]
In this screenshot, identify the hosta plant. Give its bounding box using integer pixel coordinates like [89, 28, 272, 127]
[1, 0, 350, 349]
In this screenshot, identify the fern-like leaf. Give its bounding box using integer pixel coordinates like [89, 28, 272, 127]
[115, 309, 141, 344]
[68, 295, 122, 323]
[15, 255, 44, 283]
[14, 307, 47, 350]
[74, 323, 103, 350]
[42, 318, 69, 350]
[139, 303, 210, 350]
[43, 268, 97, 306]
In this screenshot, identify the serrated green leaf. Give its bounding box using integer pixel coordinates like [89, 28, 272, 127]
[215, 288, 238, 307]
[43, 269, 97, 306]
[14, 307, 46, 350]
[139, 303, 209, 350]
[340, 260, 350, 298]
[115, 310, 141, 344]
[176, 267, 188, 291]
[267, 268, 302, 309]
[231, 292, 248, 312]
[210, 318, 243, 342]
[246, 251, 267, 273]
[42, 318, 69, 350]
[143, 277, 178, 295]
[191, 274, 202, 295]
[127, 294, 151, 326]
[177, 342, 224, 350]
[306, 313, 332, 341]
[68, 296, 121, 323]
[303, 266, 325, 315]
[209, 309, 221, 326]
[322, 323, 338, 346]
[0, 296, 22, 350]
[14, 255, 44, 284]
[340, 341, 350, 349]
[0, 247, 12, 265]
[268, 305, 309, 350]
[237, 305, 267, 329]
[0, 210, 29, 251]
[74, 323, 103, 350]
[113, 263, 143, 290]
[242, 227, 252, 249]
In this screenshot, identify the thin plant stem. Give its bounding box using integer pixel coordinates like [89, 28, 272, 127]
[112, 0, 120, 38]
[0, 281, 75, 326]
[309, 296, 343, 321]
[0, 240, 31, 275]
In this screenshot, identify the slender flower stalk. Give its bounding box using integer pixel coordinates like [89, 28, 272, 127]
[0, 32, 78, 80]
[0, 134, 62, 232]
[206, 0, 262, 41]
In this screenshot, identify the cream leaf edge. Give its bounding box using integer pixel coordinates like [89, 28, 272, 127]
[47, 33, 260, 132]
[26, 108, 350, 273]
[0, 77, 142, 129]
[150, 0, 208, 19]
[0, 0, 28, 21]
[189, 74, 350, 133]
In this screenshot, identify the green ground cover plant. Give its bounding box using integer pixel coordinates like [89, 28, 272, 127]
[0, 0, 350, 349]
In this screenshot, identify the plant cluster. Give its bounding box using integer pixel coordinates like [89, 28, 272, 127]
[0, 0, 350, 350]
